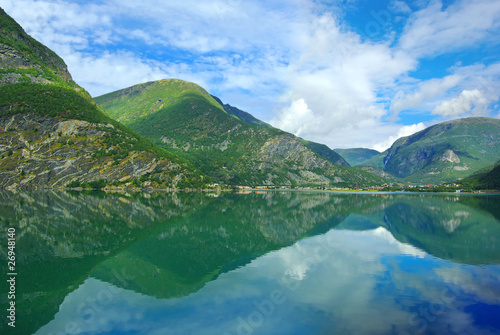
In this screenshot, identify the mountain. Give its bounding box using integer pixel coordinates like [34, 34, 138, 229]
[362, 117, 500, 184]
[211, 95, 273, 129]
[334, 148, 380, 166]
[211, 96, 349, 167]
[0, 8, 72, 84]
[299, 139, 351, 166]
[0, 8, 205, 189]
[458, 160, 500, 190]
[95, 80, 385, 187]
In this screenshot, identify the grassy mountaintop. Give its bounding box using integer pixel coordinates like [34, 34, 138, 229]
[96, 79, 385, 187]
[96, 79, 227, 124]
[363, 117, 500, 184]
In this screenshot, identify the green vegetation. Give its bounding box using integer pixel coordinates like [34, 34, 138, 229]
[0, 82, 185, 163]
[459, 161, 500, 190]
[362, 118, 500, 184]
[0, 8, 72, 84]
[0, 83, 108, 122]
[0, 10, 212, 190]
[96, 79, 388, 187]
[213, 95, 350, 168]
[212, 95, 273, 128]
[66, 179, 107, 189]
[300, 139, 350, 166]
[334, 148, 380, 166]
[95, 79, 227, 123]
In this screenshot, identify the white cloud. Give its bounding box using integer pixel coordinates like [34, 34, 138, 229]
[269, 12, 418, 149]
[372, 122, 426, 152]
[1, 0, 499, 149]
[391, 75, 463, 115]
[1, 0, 111, 48]
[399, 0, 500, 57]
[433, 89, 491, 116]
[389, 0, 412, 14]
[274, 99, 315, 138]
[61, 51, 215, 97]
[436, 267, 500, 305]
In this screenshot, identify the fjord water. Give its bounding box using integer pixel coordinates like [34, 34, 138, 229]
[1, 191, 499, 335]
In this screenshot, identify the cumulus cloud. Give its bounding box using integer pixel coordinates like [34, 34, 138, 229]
[2, 0, 499, 149]
[399, 0, 500, 57]
[63, 52, 179, 96]
[433, 89, 491, 116]
[372, 122, 426, 152]
[391, 75, 463, 115]
[1, 0, 111, 49]
[270, 12, 418, 148]
[274, 99, 316, 138]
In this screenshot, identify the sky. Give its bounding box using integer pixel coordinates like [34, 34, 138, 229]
[1, 0, 500, 150]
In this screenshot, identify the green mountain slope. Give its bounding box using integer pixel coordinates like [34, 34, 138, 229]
[211, 95, 350, 167]
[211, 95, 273, 129]
[0, 8, 205, 189]
[362, 117, 500, 184]
[334, 148, 380, 166]
[299, 139, 350, 166]
[96, 80, 384, 187]
[0, 8, 74, 87]
[458, 160, 500, 190]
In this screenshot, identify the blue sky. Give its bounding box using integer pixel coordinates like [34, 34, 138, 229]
[1, 0, 499, 150]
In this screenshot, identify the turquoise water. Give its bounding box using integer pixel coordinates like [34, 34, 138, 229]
[1, 191, 499, 334]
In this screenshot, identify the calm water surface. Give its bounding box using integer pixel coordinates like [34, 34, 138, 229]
[1, 191, 499, 335]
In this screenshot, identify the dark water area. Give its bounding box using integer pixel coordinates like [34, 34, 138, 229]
[0, 190, 499, 334]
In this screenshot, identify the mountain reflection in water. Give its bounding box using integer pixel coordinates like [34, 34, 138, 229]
[0, 191, 499, 335]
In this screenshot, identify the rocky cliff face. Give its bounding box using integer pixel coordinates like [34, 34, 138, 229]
[0, 114, 193, 189]
[247, 133, 387, 186]
[0, 41, 68, 86]
[0, 43, 37, 70]
[254, 134, 332, 185]
[0, 8, 72, 82]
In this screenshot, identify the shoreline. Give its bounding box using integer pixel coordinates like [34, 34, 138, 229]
[2, 186, 498, 195]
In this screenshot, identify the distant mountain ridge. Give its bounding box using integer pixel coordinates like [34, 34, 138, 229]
[211, 95, 350, 167]
[362, 117, 500, 184]
[211, 95, 273, 129]
[4, 7, 497, 189]
[334, 148, 380, 166]
[95, 79, 386, 187]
